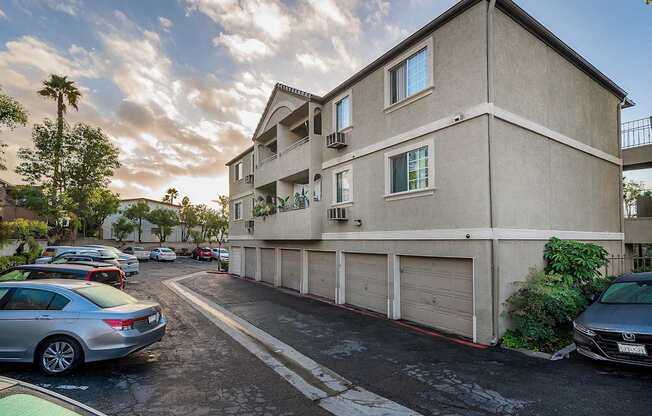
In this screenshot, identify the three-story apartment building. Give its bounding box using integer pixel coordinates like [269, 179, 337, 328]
[226, 0, 633, 345]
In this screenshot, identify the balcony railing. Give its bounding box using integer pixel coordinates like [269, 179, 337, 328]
[622, 116, 652, 149]
[281, 136, 309, 155]
[257, 153, 277, 167]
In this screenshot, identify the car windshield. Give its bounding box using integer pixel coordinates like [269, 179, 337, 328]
[75, 285, 138, 308]
[0, 270, 30, 282]
[600, 281, 652, 304]
[160, 248, 173, 253]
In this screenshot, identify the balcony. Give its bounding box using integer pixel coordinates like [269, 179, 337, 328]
[254, 137, 310, 187]
[254, 207, 314, 240]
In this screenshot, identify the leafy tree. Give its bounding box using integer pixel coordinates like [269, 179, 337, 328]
[623, 177, 643, 218]
[179, 196, 199, 242]
[190, 229, 205, 246]
[0, 88, 28, 170]
[147, 208, 179, 244]
[37, 75, 82, 198]
[112, 216, 135, 243]
[123, 201, 150, 243]
[163, 188, 179, 205]
[84, 188, 120, 238]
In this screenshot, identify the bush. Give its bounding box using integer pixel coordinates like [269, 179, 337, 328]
[543, 237, 608, 297]
[0, 255, 26, 271]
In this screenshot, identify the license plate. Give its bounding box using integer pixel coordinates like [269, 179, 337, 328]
[148, 313, 160, 324]
[617, 342, 647, 356]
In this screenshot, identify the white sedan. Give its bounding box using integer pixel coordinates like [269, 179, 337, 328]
[150, 248, 176, 262]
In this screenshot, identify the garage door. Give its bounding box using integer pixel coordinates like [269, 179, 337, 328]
[345, 253, 388, 314]
[400, 256, 473, 338]
[244, 247, 257, 279]
[229, 247, 241, 275]
[261, 248, 275, 284]
[308, 251, 336, 300]
[281, 249, 301, 291]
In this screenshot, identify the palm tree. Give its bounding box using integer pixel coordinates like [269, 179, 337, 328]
[37, 74, 82, 197]
[163, 188, 179, 205]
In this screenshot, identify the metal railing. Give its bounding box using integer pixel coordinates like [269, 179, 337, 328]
[622, 116, 652, 149]
[282, 136, 310, 154]
[605, 256, 652, 277]
[257, 153, 277, 167]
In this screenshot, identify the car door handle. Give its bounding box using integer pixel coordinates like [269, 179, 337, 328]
[35, 315, 52, 320]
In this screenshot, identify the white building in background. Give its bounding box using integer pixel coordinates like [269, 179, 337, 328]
[102, 198, 184, 243]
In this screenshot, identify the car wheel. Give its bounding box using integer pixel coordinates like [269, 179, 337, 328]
[37, 336, 82, 376]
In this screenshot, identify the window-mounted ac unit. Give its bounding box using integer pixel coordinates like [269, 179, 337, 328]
[244, 174, 254, 184]
[245, 220, 255, 231]
[326, 132, 347, 149]
[327, 207, 347, 221]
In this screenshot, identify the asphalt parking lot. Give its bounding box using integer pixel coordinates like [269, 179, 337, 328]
[1, 259, 651, 416]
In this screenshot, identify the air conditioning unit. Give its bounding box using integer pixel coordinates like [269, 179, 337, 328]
[244, 174, 254, 184]
[245, 220, 255, 231]
[327, 207, 347, 221]
[326, 132, 347, 149]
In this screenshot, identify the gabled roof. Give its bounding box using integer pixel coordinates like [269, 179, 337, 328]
[226, 145, 254, 166]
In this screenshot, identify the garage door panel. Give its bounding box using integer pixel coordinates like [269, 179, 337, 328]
[400, 256, 473, 338]
[261, 248, 275, 284]
[345, 253, 388, 314]
[308, 251, 335, 300]
[244, 247, 256, 279]
[230, 247, 241, 275]
[281, 249, 300, 291]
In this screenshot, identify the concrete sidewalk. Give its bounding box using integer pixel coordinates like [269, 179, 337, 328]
[181, 273, 652, 416]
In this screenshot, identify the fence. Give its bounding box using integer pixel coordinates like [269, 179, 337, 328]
[621, 116, 652, 149]
[605, 256, 652, 277]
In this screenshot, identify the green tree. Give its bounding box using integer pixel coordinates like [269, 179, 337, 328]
[179, 196, 199, 242]
[190, 229, 205, 246]
[163, 188, 179, 205]
[84, 188, 120, 238]
[623, 177, 643, 218]
[147, 208, 179, 244]
[112, 216, 135, 243]
[37, 75, 82, 198]
[0, 88, 28, 170]
[123, 201, 150, 243]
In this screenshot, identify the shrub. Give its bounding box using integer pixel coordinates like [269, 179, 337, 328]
[0, 255, 26, 271]
[543, 237, 608, 297]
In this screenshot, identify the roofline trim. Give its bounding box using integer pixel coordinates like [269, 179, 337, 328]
[226, 145, 254, 166]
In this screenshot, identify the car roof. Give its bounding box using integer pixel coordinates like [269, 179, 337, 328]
[0, 279, 101, 290]
[8, 263, 109, 272]
[616, 272, 652, 283]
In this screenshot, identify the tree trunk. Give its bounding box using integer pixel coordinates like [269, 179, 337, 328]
[54, 93, 64, 201]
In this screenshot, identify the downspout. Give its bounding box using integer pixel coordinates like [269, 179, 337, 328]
[487, 0, 499, 345]
[618, 98, 625, 257]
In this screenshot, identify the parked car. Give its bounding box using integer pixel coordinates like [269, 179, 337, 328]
[83, 245, 139, 276]
[211, 248, 229, 262]
[150, 248, 176, 262]
[50, 250, 121, 268]
[34, 246, 86, 264]
[0, 280, 166, 375]
[574, 272, 652, 367]
[192, 247, 212, 261]
[123, 246, 150, 261]
[0, 264, 125, 289]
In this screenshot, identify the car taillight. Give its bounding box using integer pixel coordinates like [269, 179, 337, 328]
[85, 271, 93, 281]
[103, 317, 146, 331]
[120, 271, 126, 289]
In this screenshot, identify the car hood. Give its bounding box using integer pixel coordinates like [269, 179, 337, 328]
[577, 302, 652, 333]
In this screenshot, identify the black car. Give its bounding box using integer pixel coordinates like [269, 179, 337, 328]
[0, 264, 125, 289]
[574, 272, 652, 367]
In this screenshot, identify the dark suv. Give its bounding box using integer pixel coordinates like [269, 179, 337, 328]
[0, 263, 125, 289]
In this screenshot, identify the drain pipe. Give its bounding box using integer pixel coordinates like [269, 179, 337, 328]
[618, 98, 625, 257]
[487, 0, 499, 346]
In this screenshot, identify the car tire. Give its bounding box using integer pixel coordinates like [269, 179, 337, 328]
[36, 336, 83, 376]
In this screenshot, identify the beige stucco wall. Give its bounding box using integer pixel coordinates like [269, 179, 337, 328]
[491, 119, 621, 232]
[229, 151, 254, 198]
[493, 9, 621, 157]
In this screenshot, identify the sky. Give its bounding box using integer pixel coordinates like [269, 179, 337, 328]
[0, 0, 650, 206]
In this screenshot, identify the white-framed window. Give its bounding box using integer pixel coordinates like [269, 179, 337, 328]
[234, 201, 242, 220]
[235, 162, 243, 181]
[332, 165, 353, 205]
[383, 37, 433, 110]
[331, 90, 352, 132]
[384, 139, 434, 198]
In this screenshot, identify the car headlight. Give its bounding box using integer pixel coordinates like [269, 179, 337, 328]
[573, 321, 596, 337]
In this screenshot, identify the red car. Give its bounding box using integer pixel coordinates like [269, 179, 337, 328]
[191, 247, 213, 261]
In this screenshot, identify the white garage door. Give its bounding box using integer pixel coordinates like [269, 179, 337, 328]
[308, 251, 336, 300]
[244, 247, 257, 279]
[261, 248, 275, 284]
[345, 253, 388, 314]
[400, 256, 473, 338]
[229, 247, 241, 275]
[281, 249, 301, 291]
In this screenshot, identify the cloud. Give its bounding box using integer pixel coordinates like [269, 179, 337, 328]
[44, 0, 82, 16]
[366, 0, 390, 25]
[296, 53, 329, 73]
[213, 33, 273, 62]
[158, 16, 173, 31]
[0, 8, 6, 19]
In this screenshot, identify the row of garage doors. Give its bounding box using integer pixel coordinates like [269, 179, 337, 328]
[229, 248, 474, 339]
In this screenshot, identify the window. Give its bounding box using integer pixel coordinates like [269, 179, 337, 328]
[391, 146, 429, 193]
[384, 139, 434, 198]
[234, 201, 242, 220]
[75, 286, 137, 309]
[335, 96, 351, 131]
[235, 162, 243, 181]
[333, 167, 352, 204]
[390, 48, 428, 105]
[3, 289, 59, 311]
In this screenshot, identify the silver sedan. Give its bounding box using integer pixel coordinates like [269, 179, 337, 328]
[0, 280, 166, 375]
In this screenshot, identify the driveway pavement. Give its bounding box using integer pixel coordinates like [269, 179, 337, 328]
[0, 259, 330, 416]
[180, 273, 652, 416]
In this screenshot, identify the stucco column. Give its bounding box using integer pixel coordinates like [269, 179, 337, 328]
[300, 249, 309, 294]
[255, 247, 262, 281]
[335, 250, 345, 304]
[240, 247, 246, 278]
[389, 254, 400, 320]
[274, 248, 282, 287]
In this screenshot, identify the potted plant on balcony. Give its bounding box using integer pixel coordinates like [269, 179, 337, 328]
[253, 197, 275, 219]
[293, 190, 309, 210]
[277, 196, 290, 212]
